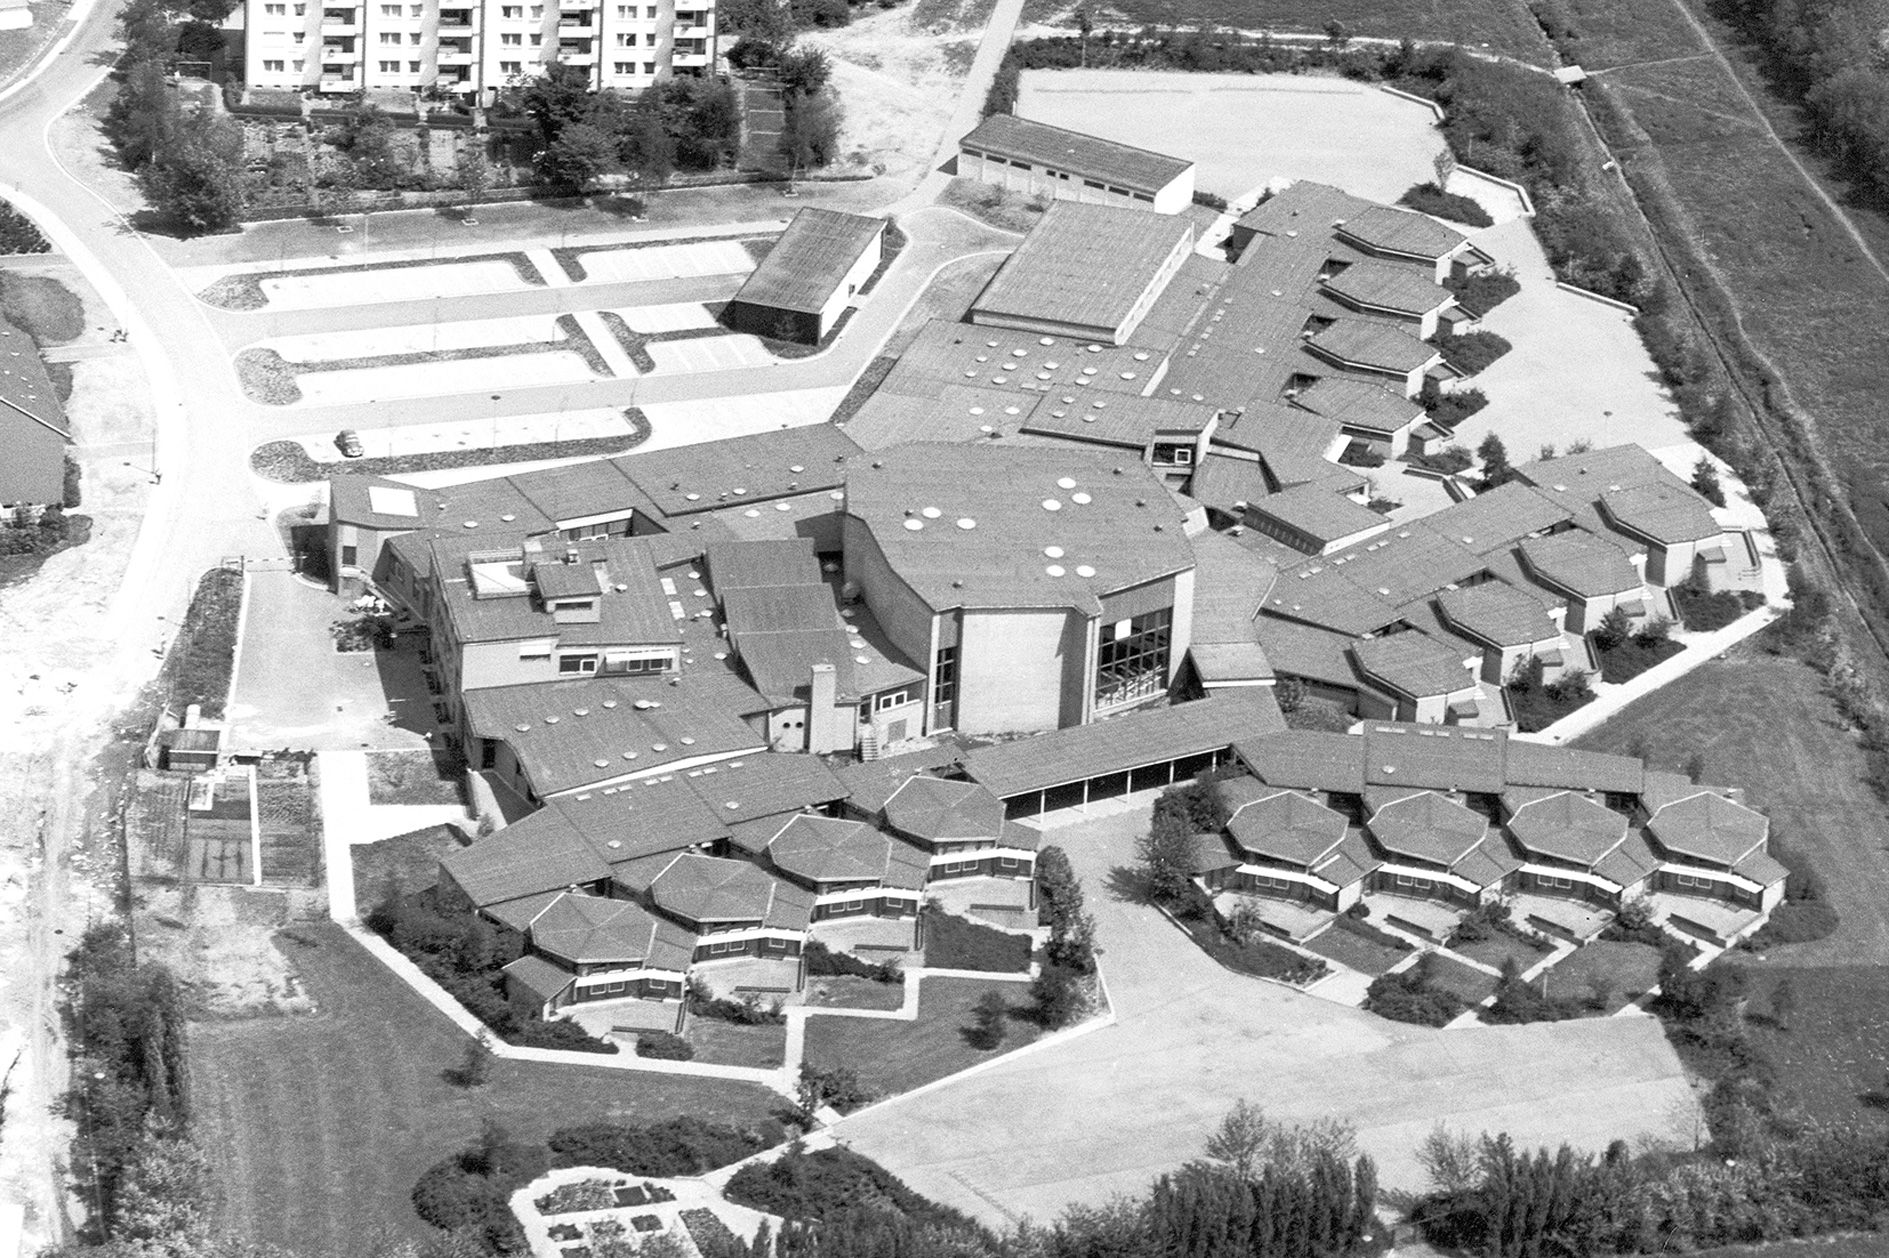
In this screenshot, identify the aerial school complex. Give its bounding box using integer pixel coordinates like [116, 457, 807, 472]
[328, 114, 1781, 1025]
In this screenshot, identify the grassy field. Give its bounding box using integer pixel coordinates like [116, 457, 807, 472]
[685, 1018, 787, 1069]
[1740, 966, 1889, 1129]
[1556, 0, 1703, 68]
[1421, 953, 1497, 1005]
[350, 822, 465, 911]
[804, 974, 908, 1011]
[1572, 646, 1889, 965]
[1696, 1232, 1889, 1257]
[1093, 0, 1553, 64]
[801, 977, 1041, 1100]
[1542, 941, 1661, 1012]
[189, 923, 782, 1258]
[365, 748, 467, 807]
[1587, 0, 1889, 567]
[1451, 931, 1552, 976]
[920, 908, 1033, 972]
[1304, 924, 1407, 977]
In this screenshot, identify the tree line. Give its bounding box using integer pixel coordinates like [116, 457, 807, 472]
[109, 0, 248, 234]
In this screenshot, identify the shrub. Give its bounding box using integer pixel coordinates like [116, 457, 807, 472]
[545, 1118, 774, 1176]
[1192, 189, 1229, 211]
[797, 1061, 872, 1114]
[1746, 900, 1839, 948]
[1425, 387, 1489, 430]
[535, 1179, 616, 1215]
[1446, 268, 1520, 316]
[1030, 962, 1089, 1029]
[1364, 957, 1466, 1027]
[635, 1030, 695, 1060]
[62, 455, 81, 509]
[802, 940, 901, 984]
[1431, 329, 1512, 376]
[687, 976, 786, 1024]
[0, 200, 50, 254]
[412, 1121, 548, 1253]
[1483, 958, 1584, 1024]
[725, 1145, 973, 1229]
[1409, 444, 1473, 476]
[967, 989, 1010, 1050]
[1398, 181, 1493, 227]
[1672, 571, 1763, 631]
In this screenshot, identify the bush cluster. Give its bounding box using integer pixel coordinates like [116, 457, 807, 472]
[802, 938, 901, 983]
[1364, 953, 1467, 1027]
[634, 1030, 695, 1060]
[1399, 180, 1493, 227]
[686, 977, 787, 1025]
[0, 199, 50, 254]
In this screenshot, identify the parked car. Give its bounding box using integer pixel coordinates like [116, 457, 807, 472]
[336, 429, 364, 458]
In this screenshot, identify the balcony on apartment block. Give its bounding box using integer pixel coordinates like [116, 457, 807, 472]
[436, 45, 474, 64]
[557, 44, 597, 62]
[321, 42, 360, 59]
[320, 7, 360, 31]
[671, 40, 707, 65]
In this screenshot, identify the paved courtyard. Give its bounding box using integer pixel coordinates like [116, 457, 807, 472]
[226, 571, 443, 751]
[837, 805, 1700, 1228]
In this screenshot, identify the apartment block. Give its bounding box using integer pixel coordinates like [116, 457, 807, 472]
[242, 0, 714, 97]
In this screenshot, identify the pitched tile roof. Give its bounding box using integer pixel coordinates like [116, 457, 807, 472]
[0, 315, 72, 508]
[883, 775, 1006, 843]
[732, 208, 884, 315]
[1436, 582, 1562, 648]
[765, 814, 926, 890]
[1506, 791, 1629, 867]
[831, 746, 969, 814]
[1350, 633, 1474, 699]
[1647, 792, 1768, 867]
[1363, 722, 1508, 793]
[650, 852, 792, 925]
[442, 809, 611, 908]
[972, 200, 1193, 336]
[705, 539, 824, 593]
[1306, 320, 1439, 373]
[1599, 483, 1722, 545]
[1251, 616, 1361, 687]
[1321, 260, 1452, 316]
[844, 442, 1195, 615]
[1428, 483, 1573, 554]
[960, 114, 1193, 194]
[1334, 204, 1469, 260]
[1235, 181, 1374, 240]
[502, 953, 574, 1002]
[1249, 483, 1390, 546]
[964, 690, 1285, 799]
[1519, 531, 1643, 598]
[1237, 730, 1366, 793]
[528, 891, 667, 965]
[1367, 789, 1488, 867]
[1289, 376, 1424, 438]
[1502, 742, 1645, 795]
[1226, 789, 1349, 866]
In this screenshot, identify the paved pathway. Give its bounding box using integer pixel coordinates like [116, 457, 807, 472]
[837, 804, 1702, 1227]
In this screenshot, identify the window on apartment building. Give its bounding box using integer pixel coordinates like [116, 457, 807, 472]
[409, 57, 422, 69]
[378, 58, 399, 69]
[1393, 873, 1434, 892]
[294, 4, 306, 12]
[500, 31, 521, 43]
[409, 30, 422, 41]
[557, 654, 600, 674]
[529, 32, 542, 43]
[1537, 873, 1574, 890]
[379, 31, 399, 41]
[642, 60, 654, 73]
[613, 60, 633, 73]
[339, 544, 358, 566]
[501, 4, 521, 14]
[645, 5, 657, 14]
[292, 30, 305, 40]
[1095, 606, 1171, 708]
[530, 4, 543, 14]
[997, 856, 1020, 871]
[263, 58, 286, 70]
[379, 3, 398, 13]
[410, 3, 422, 12]
[615, 4, 633, 14]
[293, 57, 305, 67]
[615, 31, 633, 44]
[264, 3, 285, 13]
[501, 58, 522, 71]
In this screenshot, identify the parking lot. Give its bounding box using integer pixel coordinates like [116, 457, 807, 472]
[647, 334, 777, 374]
[573, 239, 757, 283]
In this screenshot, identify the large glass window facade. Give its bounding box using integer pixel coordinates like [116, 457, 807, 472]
[1095, 607, 1171, 709]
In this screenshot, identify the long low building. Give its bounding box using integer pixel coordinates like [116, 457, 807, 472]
[958, 113, 1196, 214]
[725, 208, 887, 346]
[970, 200, 1195, 345]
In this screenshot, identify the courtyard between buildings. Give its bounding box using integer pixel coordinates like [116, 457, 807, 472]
[837, 802, 1701, 1228]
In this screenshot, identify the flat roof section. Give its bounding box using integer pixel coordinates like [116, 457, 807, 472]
[732, 208, 885, 315]
[972, 201, 1193, 339]
[960, 113, 1194, 195]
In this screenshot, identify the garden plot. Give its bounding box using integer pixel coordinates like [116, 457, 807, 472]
[259, 258, 535, 310]
[574, 239, 756, 283]
[261, 313, 564, 364]
[1018, 70, 1444, 203]
[646, 334, 775, 373]
[295, 350, 599, 406]
[609, 301, 722, 333]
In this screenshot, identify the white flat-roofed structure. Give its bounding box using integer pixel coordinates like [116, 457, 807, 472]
[971, 201, 1195, 345]
[959, 114, 1196, 214]
[726, 209, 886, 346]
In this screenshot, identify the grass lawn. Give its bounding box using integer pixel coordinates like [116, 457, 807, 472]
[801, 976, 1041, 1102]
[1573, 647, 1889, 964]
[351, 822, 465, 911]
[1304, 924, 1409, 977]
[1542, 941, 1662, 1013]
[1506, 680, 1595, 733]
[685, 1018, 787, 1069]
[365, 748, 467, 807]
[0, 271, 83, 344]
[1672, 582, 1763, 632]
[920, 907, 1032, 972]
[1556, 0, 1706, 68]
[803, 975, 907, 1011]
[1423, 953, 1499, 1005]
[1097, 0, 1553, 64]
[165, 568, 245, 719]
[1695, 1233, 1889, 1258]
[1451, 931, 1552, 976]
[1739, 966, 1889, 1128]
[189, 923, 782, 1258]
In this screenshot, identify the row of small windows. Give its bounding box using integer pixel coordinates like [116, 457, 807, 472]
[263, 2, 684, 16]
[961, 149, 1158, 203]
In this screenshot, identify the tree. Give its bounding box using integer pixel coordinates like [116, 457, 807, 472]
[451, 1031, 494, 1087]
[1692, 453, 1726, 506]
[777, 45, 831, 94]
[1324, 18, 1352, 48]
[142, 107, 244, 235]
[1770, 976, 1797, 1031]
[455, 140, 492, 212]
[1591, 605, 1633, 651]
[968, 990, 1008, 1050]
[520, 60, 597, 145]
[540, 122, 617, 191]
[1274, 675, 1306, 713]
[1030, 962, 1086, 1029]
[1476, 432, 1513, 488]
[619, 93, 676, 187]
[1204, 1098, 1271, 1180]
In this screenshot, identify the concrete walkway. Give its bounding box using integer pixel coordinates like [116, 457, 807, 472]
[317, 749, 470, 923]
